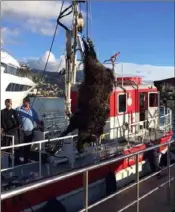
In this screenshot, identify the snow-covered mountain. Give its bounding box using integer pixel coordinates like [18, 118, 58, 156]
[104, 63, 174, 82]
[21, 51, 174, 82]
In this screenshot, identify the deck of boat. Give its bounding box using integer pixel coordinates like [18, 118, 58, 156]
[1, 127, 171, 192]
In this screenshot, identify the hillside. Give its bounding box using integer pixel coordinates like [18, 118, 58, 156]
[31, 69, 84, 89]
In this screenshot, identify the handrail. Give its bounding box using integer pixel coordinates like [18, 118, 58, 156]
[1, 134, 15, 168]
[1, 107, 171, 152]
[1, 134, 77, 151]
[1, 107, 172, 173]
[1, 139, 174, 201]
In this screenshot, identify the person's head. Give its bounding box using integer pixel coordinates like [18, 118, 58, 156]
[23, 97, 30, 108]
[5, 99, 12, 109]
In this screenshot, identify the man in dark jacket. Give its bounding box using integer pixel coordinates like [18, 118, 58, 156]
[1, 99, 21, 165]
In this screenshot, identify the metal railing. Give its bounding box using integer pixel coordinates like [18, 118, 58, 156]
[41, 114, 66, 130]
[1, 134, 78, 174]
[102, 107, 172, 142]
[1, 134, 15, 168]
[1, 139, 175, 212]
[1, 107, 172, 174]
[0, 107, 172, 168]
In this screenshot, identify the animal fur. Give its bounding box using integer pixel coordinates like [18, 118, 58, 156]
[59, 38, 116, 153]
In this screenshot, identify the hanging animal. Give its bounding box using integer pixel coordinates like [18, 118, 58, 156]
[58, 37, 116, 153]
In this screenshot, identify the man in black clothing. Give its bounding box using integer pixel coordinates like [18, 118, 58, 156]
[1, 99, 21, 165]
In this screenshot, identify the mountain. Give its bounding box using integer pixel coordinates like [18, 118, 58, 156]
[30, 69, 84, 89]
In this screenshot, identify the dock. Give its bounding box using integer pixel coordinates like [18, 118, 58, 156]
[90, 165, 175, 212]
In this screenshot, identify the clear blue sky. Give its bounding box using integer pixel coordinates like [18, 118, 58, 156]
[2, 1, 174, 66]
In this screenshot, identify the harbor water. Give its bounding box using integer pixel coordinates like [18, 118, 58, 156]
[30, 97, 175, 138]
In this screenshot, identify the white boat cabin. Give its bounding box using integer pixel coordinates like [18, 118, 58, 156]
[71, 76, 160, 139]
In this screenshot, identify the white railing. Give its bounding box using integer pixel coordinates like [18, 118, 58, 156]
[41, 114, 66, 131]
[1, 134, 15, 168]
[102, 107, 172, 142]
[1, 134, 78, 175]
[1, 107, 172, 174]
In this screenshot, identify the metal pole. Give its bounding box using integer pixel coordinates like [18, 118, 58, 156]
[167, 143, 171, 204]
[65, 30, 72, 123]
[12, 135, 15, 168]
[39, 143, 42, 178]
[122, 63, 124, 88]
[71, 1, 78, 85]
[136, 154, 140, 212]
[83, 171, 89, 212]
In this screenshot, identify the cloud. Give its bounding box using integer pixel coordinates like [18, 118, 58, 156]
[105, 63, 174, 81]
[1, 27, 20, 44]
[20, 51, 66, 72]
[1, 1, 73, 36]
[21, 52, 174, 81]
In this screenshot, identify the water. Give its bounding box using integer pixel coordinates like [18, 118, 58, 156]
[30, 97, 64, 118]
[30, 97, 175, 137]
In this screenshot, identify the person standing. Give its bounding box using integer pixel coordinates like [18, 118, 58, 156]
[1, 99, 21, 165]
[17, 97, 41, 164]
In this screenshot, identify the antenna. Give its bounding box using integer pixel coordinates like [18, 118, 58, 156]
[103, 52, 120, 71]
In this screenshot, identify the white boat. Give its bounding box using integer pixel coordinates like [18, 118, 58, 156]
[1, 41, 36, 109]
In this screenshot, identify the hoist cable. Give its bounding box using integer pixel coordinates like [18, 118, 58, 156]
[31, 0, 65, 107]
[86, 0, 89, 39]
[19, 1, 65, 130]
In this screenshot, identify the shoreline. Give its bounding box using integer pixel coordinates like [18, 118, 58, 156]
[29, 96, 59, 99]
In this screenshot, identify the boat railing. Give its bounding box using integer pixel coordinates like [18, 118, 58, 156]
[1, 134, 78, 174]
[41, 114, 67, 131]
[102, 106, 172, 142]
[1, 138, 175, 212]
[39, 106, 172, 142]
[1, 107, 172, 174]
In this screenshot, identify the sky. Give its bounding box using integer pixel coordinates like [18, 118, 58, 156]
[1, 1, 175, 80]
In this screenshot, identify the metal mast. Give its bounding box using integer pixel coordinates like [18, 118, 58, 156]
[57, 1, 85, 122]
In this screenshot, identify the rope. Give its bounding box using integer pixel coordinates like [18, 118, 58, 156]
[86, 1, 89, 38]
[18, 1, 65, 129]
[31, 0, 65, 107]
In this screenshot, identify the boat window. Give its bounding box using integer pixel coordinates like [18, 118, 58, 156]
[149, 93, 158, 107]
[139, 92, 147, 110]
[6, 83, 13, 91]
[6, 65, 17, 75]
[19, 84, 24, 91]
[1, 63, 7, 72]
[6, 83, 32, 92]
[118, 93, 127, 113]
